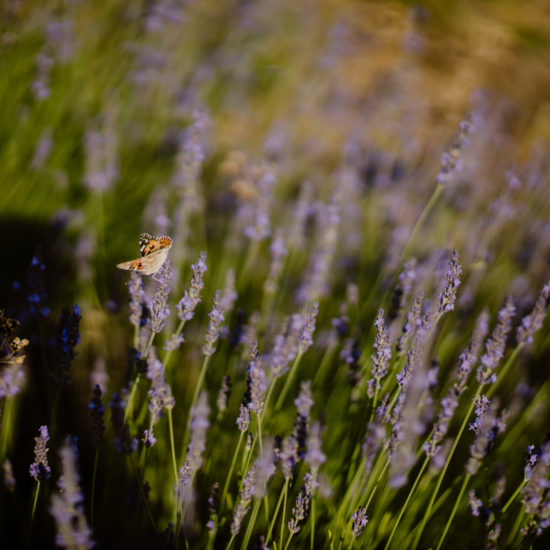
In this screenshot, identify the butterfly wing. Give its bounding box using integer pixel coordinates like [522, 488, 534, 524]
[117, 248, 170, 275]
[140, 233, 172, 256]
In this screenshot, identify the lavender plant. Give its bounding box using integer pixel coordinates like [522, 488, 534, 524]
[3, 2, 550, 549]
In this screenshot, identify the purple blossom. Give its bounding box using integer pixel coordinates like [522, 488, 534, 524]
[150, 261, 172, 333]
[217, 375, 231, 413]
[517, 280, 550, 345]
[147, 351, 175, 424]
[202, 290, 224, 357]
[188, 392, 210, 471]
[351, 506, 368, 538]
[128, 273, 145, 329]
[298, 302, 319, 354]
[436, 117, 473, 185]
[247, 345, 268, 415]
[230, 466, 256, 536]
[288, 472, 317, 534]
[438, 248, 462, 313]
[50, 438, 94, 549]
[237, 404, 250, 432]
[469, 490, 483, 517]
[177, 252, 207, 322]
[368, 309, 391, 398]
[476, 297, 516, 385]
[29, 426, 51, 481]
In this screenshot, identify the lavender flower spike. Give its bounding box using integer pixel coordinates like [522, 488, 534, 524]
[351, 506, 368, 538]
[177, 251, 207, 322]
[29, 425, 51, 481]
[476, 297, 516, 385]
[517, 280, 550, 345]
[150, 261, 172, 334]
[128, 272, 144, 329]
[202, 290, 224, 357]
[368, 308, 391, 398]
[147, 350, 175, 425]
[50, 438, 94, 549]
[439, 248, 462, 313]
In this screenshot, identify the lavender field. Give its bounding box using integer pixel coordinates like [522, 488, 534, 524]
[2, 1, 550, 549]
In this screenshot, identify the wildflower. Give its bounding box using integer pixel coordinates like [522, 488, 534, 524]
[110, 392, 137, 455]
[368, 309, 391, 398]
[438, 248, 462, 313]
[202, 290, 224, 357]
[469, 490, 483, 517]
[207, 482, 219, 533]
[50, 438, 94, 549]
[298, 302, 319, 354]
[351, 506, 368, 538]
[466, 397, 500, 475]
[221, 268, 238, 314]
[237, 403, 250, 432]
[297, 200, 341, 303]
[288, 472, 316, 534]
[217, 375, 231, 413]
[244, 169, 275, 241]
[56, 305, 82, 384]
[293, 381, 314, 458]
[176, 252, 207, 322]
[230, 466, 256, 536]
[147, 351, 175, 424]
[29, 426, 51, 481]
[517, 280, 550, 345]
[264, 229, 287, 295]
[390, 258, 417, 318]
[128, 273, 145, 330]
[83, 121, 118, 193]
[397, 290, 423, 355]
[4, 459, 16, 492]
[150, 261, 172, 333]
[280, 436, 298, 480]
[425, 344, 476, 459]
[88, 385, 105, 447]
[247, 345, 268, 415]
[187, 392, 210, 472]
[363, 402, 388, 473]
[521, 442, 550, 537]
[255, 438, 277, 499]
[142, 429, 157, 448]
[305, 422, 326, 472]
[476, 297, 516, 385]
[436, 117, 473, 185]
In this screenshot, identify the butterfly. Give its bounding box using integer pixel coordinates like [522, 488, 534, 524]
[117, 233, 172, 276]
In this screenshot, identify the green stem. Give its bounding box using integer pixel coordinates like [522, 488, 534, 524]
[31, 481, 40, 524]
[91, 448, 99, 528]
[279, 480, 289, 550]
[401, 183, 444, 262]
[168, 409, 179, 488]
[412, 385, 482, 549]
[129, 453, 156, 530]
[275, 353, 303, 411]
[502, 477, 527, 514]
[221, 430, 245, 512]
[283, 531, 294, 550]
[242, 498, 261, 549]
[384, 457, 429, 550]
[435, 473, 470, 550]
[267, 478, 289, 544]
[311, 496, 316, 550]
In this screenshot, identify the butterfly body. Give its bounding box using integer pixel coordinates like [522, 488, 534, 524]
[117, 233, 172, 275]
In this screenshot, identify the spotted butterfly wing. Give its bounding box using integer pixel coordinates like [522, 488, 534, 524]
[117, 233, 172, 276]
